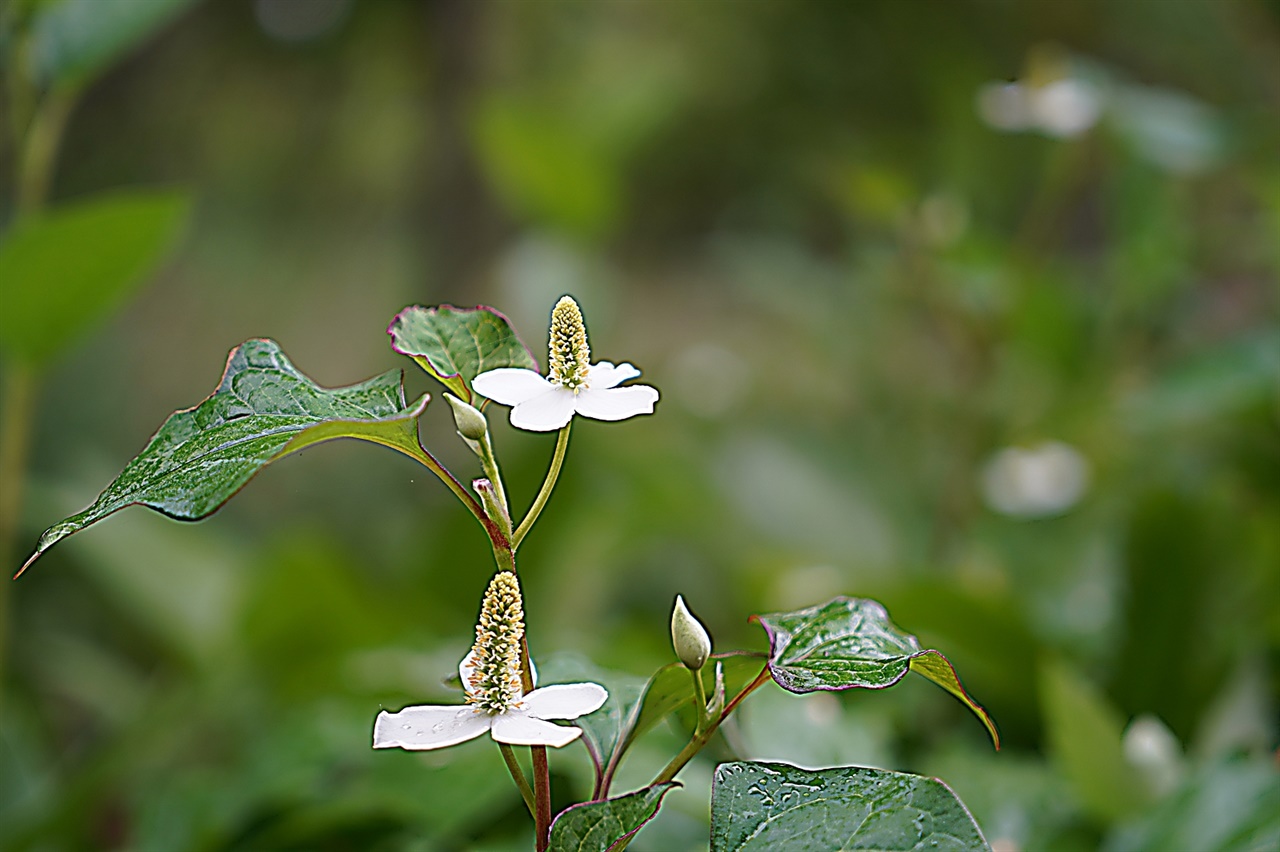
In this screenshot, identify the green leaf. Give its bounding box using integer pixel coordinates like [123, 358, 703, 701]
[1039, 658, 1149, 823]
[548, 783, 679, 852]
[630, 653, 765, 747]
[753, 597, 999, 748]
[28, 0, 200, 89]
[541, 653, 763, 792]
[1105, 757, 1280, 852]
[387, 304, 537, 403]
[0, 189, 191, 366]
[710, 761, 991, 851]
[18, 339, 429, 576]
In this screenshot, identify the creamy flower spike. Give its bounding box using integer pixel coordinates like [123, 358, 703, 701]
[472, 296, 659, 432]
[373, 572, 607, 750]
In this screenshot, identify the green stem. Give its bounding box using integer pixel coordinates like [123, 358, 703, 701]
[477, 433, 510, 522]
[17, 89, 76, 216]
[499, 743, 536, 817]
[690, 665, 709, 736]
[650, 664, 772, 787]
[512, 422, 570, 549]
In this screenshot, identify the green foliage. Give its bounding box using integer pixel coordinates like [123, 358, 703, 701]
[548, 783, 678, 852]
[1105, 758, 1280, 852]
[0, 189, 190, 366]
[18, 339, 428, 574]
[710, 762, 990, 851]
[387, 304, 538, 404]
[754, 597, 998, 747]
[25, 0, 200, 89]
[1039, 658, 1149, 823]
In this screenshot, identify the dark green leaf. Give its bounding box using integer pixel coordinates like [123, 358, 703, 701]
[18, 339, 428, 576]
[710, 761, 990, 851]
[0, 189, 191, 366]
[28, 0, 200, 88]
[753, 597, 999, 748]
[548, 783, 678, 852]
[387, 304, 537, 403]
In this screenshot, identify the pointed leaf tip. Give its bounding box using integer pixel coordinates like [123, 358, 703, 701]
[19, 339, 431, 572]
[753, 596, 999, 748]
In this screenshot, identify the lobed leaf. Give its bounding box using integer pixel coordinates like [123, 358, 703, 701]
[710, 761, 990, 852]
[753, 597, 999, 748]
[18, 339, 428, 576]
[0, 189, 191, 367]
[387, 304, 537, 403]
[548, 783, 679, 852]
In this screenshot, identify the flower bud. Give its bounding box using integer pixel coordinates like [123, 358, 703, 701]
[445, 393, 489, 441]
[671, 595, 712, 671]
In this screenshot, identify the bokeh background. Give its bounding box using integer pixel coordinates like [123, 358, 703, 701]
[2, 0, 1278, 849]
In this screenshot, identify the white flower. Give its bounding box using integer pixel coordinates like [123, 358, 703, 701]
[373, 652, 607, 750]
[373, 570, 606, 750]
[473, 361, 659, 432]
[472, 295, 658, 432]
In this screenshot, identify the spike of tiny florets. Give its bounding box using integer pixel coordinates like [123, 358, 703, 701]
[548, 296, 591, 391]
[467, 571, 526, 713]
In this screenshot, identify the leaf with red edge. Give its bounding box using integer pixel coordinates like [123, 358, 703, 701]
[752, 596, 999, 748]
[387, 304, 537, 403]
[549, 783, 679, 852]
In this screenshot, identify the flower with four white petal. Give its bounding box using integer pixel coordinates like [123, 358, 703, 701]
[472, 295, 658, 432]
[373, 571, 606, 750]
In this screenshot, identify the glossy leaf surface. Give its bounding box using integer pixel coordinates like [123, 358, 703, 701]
[548, 783, 678, 852]
[710, 761, 990, 852]
[387, 304, 537, 403]
[753, 597, 998, 747]
[0, 189, 190, 366]
[19, 339, 427, 575]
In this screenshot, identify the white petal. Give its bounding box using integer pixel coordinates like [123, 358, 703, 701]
[473, 369, 553, 405]
[574, 385, 659, 422]
[373, 705, 491, 750]
[522, 683, 608, 720]
[490, 711, 583, 747]
[587, 361, 642, 390]
[459, 650, 478, 698]
[510, 388, 577, 431]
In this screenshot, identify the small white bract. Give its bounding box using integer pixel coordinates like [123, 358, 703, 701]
[373, 571, 606, 750]
[472, 296, 658, 432]
[372, 653, 607, 749]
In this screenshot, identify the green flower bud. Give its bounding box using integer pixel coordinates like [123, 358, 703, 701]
[445, 393, 489, 441]
[671, 594, 712, 671]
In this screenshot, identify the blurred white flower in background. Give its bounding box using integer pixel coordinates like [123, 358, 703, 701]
[1123, 714, 1185, 797]
[977, 76, 1103, 139]
[981, 441, 1090, 518]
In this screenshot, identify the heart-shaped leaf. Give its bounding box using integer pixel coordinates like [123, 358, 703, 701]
[0, 189, 191, 367]
[387, 304, 537, 403]
[18, 339, 429, 576]
[711, 761, 990, 852]
[549, 783, 679, 852]
[752, 597, 999, 748]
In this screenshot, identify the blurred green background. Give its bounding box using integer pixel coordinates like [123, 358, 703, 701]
[2, 0, 1278, 849]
